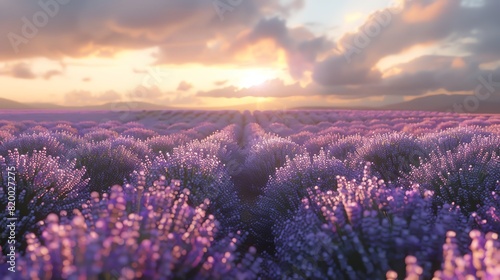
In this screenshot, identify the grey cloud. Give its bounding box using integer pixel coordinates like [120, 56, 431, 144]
[0, 63, 36, 79]
[177, 81, 193, 91]
[214, 80, 228, 86]
[0, 0, 295, 62]
[43, 69, 62, 80]
[310, 0, 500, 98]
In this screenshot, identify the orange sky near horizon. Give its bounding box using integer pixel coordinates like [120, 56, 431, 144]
[0, 0, 498, 109]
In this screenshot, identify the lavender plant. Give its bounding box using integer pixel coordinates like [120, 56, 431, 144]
[49, 124, 78, 135]
[23, 125, 49, 135]
[122, 127, 158, 140]
[146, 134, 191, 155]
[13, 182, 261, 279]
[251, 150, 349, 247]
[405, 230, 500, 280]
[303, 133, 340, 156]
[68, 141, 141, 193]
[81, 128, 119, 142]
[0, 148, 89, 253]
[0, 131, 12, 143]
[272, 164, 470, 279]
[406, 136, 500, 215]
[136, 146, 242, 233]
[51, 131, 84, 150]
[239, 135, 305, 194]
[107, 136, 152, 159]
[473, 191, 500, 233]
[419, 126, 492, 154]
[0, 132, 65, 157]
[352, 132, 427, 182]
[326, 134, 364, 161]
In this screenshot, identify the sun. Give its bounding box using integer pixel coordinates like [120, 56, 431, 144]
[239, 70, 272, 89]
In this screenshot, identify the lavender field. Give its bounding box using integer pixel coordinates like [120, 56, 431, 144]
[1, 110, 500, 279]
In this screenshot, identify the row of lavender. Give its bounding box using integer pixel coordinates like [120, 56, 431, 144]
[0, 110, 499, 279]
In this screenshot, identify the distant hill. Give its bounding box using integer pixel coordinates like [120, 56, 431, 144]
[26, 102, 67, 109]
[381, 94, 500, 114]
[0, 98, 172, 111]
[1, 95, 500, 113]
[81, 101, 172, 111]
[0, 98, 34, 109]
[293, 105, 373, 111]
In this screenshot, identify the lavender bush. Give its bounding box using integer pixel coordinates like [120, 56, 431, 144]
[240, 135, 305, 194]
[68, 141, 141, 193]
[12, 181, 261, 279]
[81, 128, 119, 142]
[352, 133, 427, 182]
[136, 145, 242, 233]
[433, 230, 500, 280]
[146, 134, 191, 155]
[0, 132, 65, 157]
[272, 165, 470, 279]
[0, 149, 89, 253]
[406, 136, 500, 215]
[122, 127, 158, 140]
[251, 150, 349, 247]
[419, 126, 492, 154]
[326, 134, 364, 161]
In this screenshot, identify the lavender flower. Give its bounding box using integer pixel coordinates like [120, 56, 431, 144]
[68, 141, 141, 193]
[240, 135, 305, 194]
[0, 148, 89, 253]
[352, 132, 427, 182]
[419, 126, 492, 154]
[0, 131, 12, 143]
[326, 134, 364, 161]
[107, 136, 152, 159]
[74, 121, 98, 130]
[23, 125, 49, 135]
[49, 124, 78, 135]
[138, 146, 242, 232]
[273, 164, 470, 279]
[303, 133, 340, 156]
[406, 136, 500, 214]
[15, 182, 261, 279]
[0, 132, 65, 157]
[408, 230, 500, 280]
[251, 150, 349, 247]
[122, 127, 158, 140]
[81, 128, 119, 142]
[146, 133, 190, 155]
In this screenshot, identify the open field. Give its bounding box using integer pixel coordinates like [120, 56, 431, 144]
[1, 110, 500, 279]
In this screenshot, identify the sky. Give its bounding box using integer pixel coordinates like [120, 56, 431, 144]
[0, 0, 499, 109]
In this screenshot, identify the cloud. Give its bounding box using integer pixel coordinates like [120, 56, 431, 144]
[0, 0, 301, 62]
[0, 62, 65, 80]
[313, 55, 500, 98]
[2, 0, 500, 101]
[43, 69, 62, 80]
[214, 80, 228, 86]
[311, 0, 500, 97]
[230, 17, 334, 78]
[126, 85, 164, 100]
[0, 63, 36, 79]
[0, 1, 330, 85]
[64, 90, 122, 106]
[177, 81, 193, 91]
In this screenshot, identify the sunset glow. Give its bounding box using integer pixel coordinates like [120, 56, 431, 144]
[0, 0, 498, 110]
